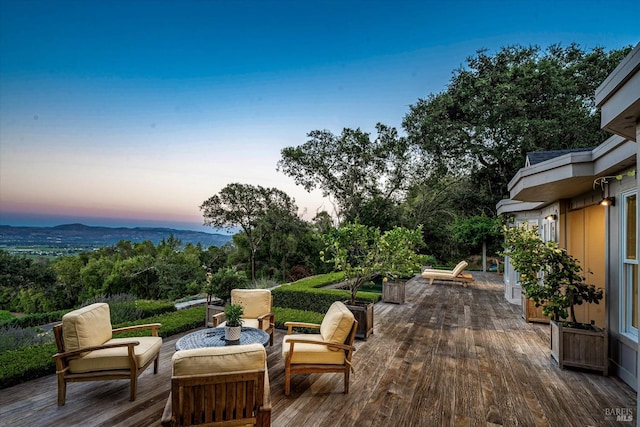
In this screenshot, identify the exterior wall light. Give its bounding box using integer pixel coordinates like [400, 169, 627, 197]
[599, 196, 615, 206]
[544, 214, 557, 221]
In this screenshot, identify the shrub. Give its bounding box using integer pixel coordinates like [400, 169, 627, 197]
[82, 293, 143, 324]
[203, 266, 249, 304]
[1, 309, 71, 328]
[0, 310, 14, 325]
[0, 324, 53, 352]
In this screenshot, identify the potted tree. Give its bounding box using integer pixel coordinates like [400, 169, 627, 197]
[223, 303, 244, 342]
[379, 226, 425, 304]
[203, 266, 249, 327]
[503, 224, 606, 373]
[321, 223, 380, 340]
[321, 222, 424, 339]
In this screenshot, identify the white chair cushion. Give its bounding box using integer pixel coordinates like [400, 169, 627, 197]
[172, 343, 266, 376]
[231, 289, 272, 319]
[68, 336, 162, 373]
[62, 303, 112, 352]
[282, 334, 346, 365]
[320, 301, 355, 348]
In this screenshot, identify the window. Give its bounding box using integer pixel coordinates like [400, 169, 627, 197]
[621, 190, 638, 339]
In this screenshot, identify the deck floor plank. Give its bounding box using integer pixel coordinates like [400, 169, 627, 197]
[0, 272, 636, 426]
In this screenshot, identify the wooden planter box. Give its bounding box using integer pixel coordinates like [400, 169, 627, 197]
[345, 301, 374, 340]
[382, 280, 405, 304]
[550, 320, 608, 375]
[521, 292, 550, 324]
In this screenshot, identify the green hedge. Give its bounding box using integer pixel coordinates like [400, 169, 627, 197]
[1, 309, 72, 328]
[272, 272, 380, 313]
[272, 306, 324, 333]
[0, 300, 175, 329]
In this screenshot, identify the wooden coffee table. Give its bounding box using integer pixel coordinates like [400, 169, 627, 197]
[175, 327, 270, 351]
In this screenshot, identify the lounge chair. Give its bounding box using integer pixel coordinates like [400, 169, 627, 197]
[282, 301, 358, 396]
[52, 303, 162, 405]
[421, 261, 474, 287]
[212, 289, 275, 346]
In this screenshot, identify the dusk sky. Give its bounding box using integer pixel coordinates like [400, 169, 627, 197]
[1, 1, 638, 233]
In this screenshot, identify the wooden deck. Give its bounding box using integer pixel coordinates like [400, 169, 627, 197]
[1, 272, 636, 426]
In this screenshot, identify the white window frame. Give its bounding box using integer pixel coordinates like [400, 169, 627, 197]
[620, 188, 638, 341]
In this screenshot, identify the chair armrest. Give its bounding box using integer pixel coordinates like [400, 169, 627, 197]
[212, 312, 225, 327]
[53, 341, 140, 361]
[257, 312, 274, 322]
[284, 321, 321, 334]
[257, 312, 275, 330]
[286, 337, 355, 353]
[112, 323, 162, 336]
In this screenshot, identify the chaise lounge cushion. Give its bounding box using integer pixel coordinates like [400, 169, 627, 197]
[173, 344, 266, 376]
[421, 261, 468, 277]
[68, 336, 163, 373]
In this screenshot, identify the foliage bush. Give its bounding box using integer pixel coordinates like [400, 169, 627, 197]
[1, 309, 71, 328]
[203, 266, 249, 304]
[0, 310, 14, 324]
[0, 324, 52, 352]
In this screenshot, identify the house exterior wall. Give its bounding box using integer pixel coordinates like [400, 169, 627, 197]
[605, 171, 638, 390]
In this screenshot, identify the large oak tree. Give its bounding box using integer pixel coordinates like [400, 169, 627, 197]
[277, 123, 412, 225]
[200, 183, 298, 281]
[402, 43, 632, 214]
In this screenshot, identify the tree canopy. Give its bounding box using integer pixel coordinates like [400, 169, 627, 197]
[278, 123, 412, 223]
[402, 43, 632, 213]
[200, 183, 299, 281]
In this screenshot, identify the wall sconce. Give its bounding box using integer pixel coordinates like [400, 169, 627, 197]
[544, 214, 557, 221]
[599, 196, 615, 206]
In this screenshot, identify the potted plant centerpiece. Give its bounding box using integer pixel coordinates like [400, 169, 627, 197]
[223, 303, 244, 342]
[379, 226, 425, 304]
[321, 222, 424, 339]
[503, 224, 606, 373]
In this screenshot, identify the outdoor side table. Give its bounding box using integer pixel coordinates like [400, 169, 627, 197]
[175, 327, 270, 351]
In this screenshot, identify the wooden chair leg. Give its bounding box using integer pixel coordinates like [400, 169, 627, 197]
[344, 368, 350, 394]
[57, 375, 66, 406]
[130, 375, 137, 401]
[154, 354, 159, 374]
[284, 367, 290, 396]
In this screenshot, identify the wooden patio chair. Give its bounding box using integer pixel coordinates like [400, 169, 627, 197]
[212, 289, 275, 346]
[421, 260, 474, 287]
[52, 302, 162, 405]
[282, 301, 358, 396]
[161, 344, 271, 427]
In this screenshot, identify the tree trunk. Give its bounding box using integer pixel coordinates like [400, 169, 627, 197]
[482, 240, 487, 272]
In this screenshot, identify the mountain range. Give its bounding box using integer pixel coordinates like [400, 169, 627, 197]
[0, 223, 233, 249]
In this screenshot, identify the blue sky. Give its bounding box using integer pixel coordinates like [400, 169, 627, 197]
[1, 0, 638, 233]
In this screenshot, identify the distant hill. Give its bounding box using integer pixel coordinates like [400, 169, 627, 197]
[0, 223, 233, 249]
